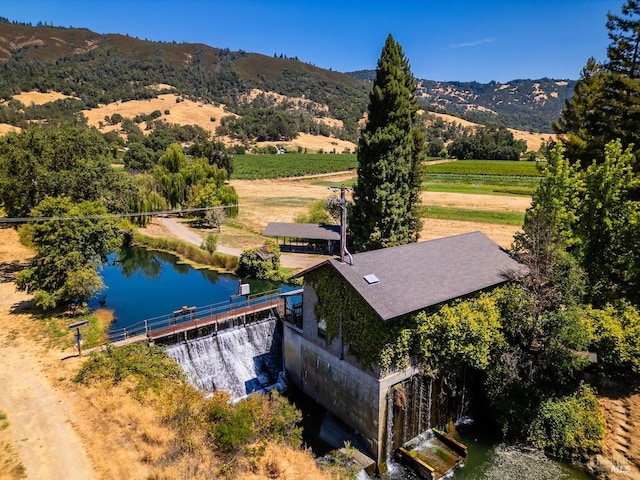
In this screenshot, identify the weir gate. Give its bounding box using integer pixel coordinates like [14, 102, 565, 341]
[107, 288, 302, 347]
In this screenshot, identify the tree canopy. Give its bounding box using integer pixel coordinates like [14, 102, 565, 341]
[349, 35, 425, 251]
[0, 124, 139, 217]
[15, 196, 121, 310]
[554, 1, 640, 168]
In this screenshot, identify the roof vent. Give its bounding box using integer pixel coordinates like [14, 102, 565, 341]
[363, 274, 380, 285]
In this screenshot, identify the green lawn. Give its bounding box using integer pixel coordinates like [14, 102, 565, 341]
[424, 160, 543, 177]
[423, 174, 539, 196]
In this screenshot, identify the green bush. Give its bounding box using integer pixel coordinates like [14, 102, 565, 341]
[584, 302, 640, 374]
[237, 240, 282, 281]
[73, 344, 185, 396]
[528, 384, 604, 460]
[203, 390, 302, 456]
[202, 233, 218, 253]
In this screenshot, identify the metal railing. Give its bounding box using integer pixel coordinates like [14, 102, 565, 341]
[109, 289, 283, 343]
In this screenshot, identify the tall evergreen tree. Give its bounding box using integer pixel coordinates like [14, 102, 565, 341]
[349, 35, 425, 251]
[554, 1, 640, 168]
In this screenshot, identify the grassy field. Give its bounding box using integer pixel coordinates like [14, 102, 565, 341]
[422, 161, 541, 196]
[417, 205, 525, 225]
[423, 174, 539, 196]
[229, 157, 535, 243]
[233, 153, 357, 179]
[424, 160, 543, 177]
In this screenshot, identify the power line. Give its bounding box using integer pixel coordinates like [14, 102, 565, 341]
[0, 197, 324, 224]
[0, 205, 237, 224]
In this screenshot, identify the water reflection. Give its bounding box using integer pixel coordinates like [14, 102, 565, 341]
[94, 247, 251, 331]
[114, 247, 164, 280]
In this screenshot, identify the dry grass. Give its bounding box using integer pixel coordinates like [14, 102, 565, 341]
[11, 90, 75, 106]
[0, 415, 26, 480]
[238, 444, 330, 480]
[427, 111, 554, 152]
[0, 124, 19, 136]
[258, 133, 355, 154]
[81, 93, 234, 139]
[229, 177, 525, 249]
[80, 92, 356, 153]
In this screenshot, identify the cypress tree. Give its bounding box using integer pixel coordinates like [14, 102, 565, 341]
[349, 35, 425, 251]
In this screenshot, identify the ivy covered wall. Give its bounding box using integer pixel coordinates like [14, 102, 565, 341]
[305, 265, 505, 375]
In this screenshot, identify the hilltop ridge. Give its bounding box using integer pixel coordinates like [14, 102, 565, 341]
[0, 19, 570, 142]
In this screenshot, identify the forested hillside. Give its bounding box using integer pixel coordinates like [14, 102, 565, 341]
[0, 19, 369, 140]
[0, 18, 569, 139]
[349, 70, 574, 132]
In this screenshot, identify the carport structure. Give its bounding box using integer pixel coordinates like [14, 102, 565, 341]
[263, 222, 341, 254]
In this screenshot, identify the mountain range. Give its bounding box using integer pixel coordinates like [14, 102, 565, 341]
[0, 19, 573, 137]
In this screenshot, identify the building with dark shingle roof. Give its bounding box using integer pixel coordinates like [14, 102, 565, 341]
[300, 231, 522, 321]
[282, 231, 523, 471]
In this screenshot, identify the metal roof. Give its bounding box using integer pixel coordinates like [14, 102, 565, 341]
[297, 231, 524, 321]
[263, 222, 341, 241]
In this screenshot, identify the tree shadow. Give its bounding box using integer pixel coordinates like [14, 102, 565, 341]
[0, 259, 26, 283]
[0, 259, 38, 313]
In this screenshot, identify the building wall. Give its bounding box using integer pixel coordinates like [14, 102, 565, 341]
[283, 283, 423, 466]
[284, 323, 381, 453]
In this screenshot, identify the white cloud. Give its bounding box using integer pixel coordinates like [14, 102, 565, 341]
[448, 38, 496, 49]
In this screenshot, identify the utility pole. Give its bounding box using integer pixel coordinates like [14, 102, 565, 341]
[328, 185, 351, 263]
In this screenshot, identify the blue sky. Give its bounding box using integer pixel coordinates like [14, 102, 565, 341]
[2, 0, 622, 82]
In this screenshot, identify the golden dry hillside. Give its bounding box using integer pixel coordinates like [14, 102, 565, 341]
[427, 111, 555, 152]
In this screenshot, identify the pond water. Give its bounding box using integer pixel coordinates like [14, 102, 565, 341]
[91, 247, 282, 333]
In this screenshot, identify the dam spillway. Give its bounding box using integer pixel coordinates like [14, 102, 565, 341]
[165, 316, 283, 400]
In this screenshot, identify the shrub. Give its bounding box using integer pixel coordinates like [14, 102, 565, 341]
[528, 384, 604, 460]
[237, 240, 282, 281]
[585, 302, 640, 374]
[73, 344, 185, 396]
[201, 234, 218, 253]
[203, 390, 301, 456]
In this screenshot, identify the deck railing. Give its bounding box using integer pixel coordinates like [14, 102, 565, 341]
[109, 288, 283, 343]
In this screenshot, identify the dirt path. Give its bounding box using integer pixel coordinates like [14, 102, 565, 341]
[0, 229, 95, 480]
[155, 217, 328, 270]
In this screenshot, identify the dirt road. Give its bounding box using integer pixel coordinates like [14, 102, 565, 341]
[156, 216, 328, 270]
[0, 230, 95, 480]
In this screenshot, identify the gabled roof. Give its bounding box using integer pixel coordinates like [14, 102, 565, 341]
[296, 231, 523, 321]
[263, 222, 341, 241]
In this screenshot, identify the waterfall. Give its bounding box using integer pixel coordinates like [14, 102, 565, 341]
[385, 388, 394, 463]
[412, 376, 420, 437]
[417, 377, 424, 433]
[165, 317, 283, 400]
[458, 368, 469, 421]
[426, 378, 433, 430]
[402, 394, 409, 444]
